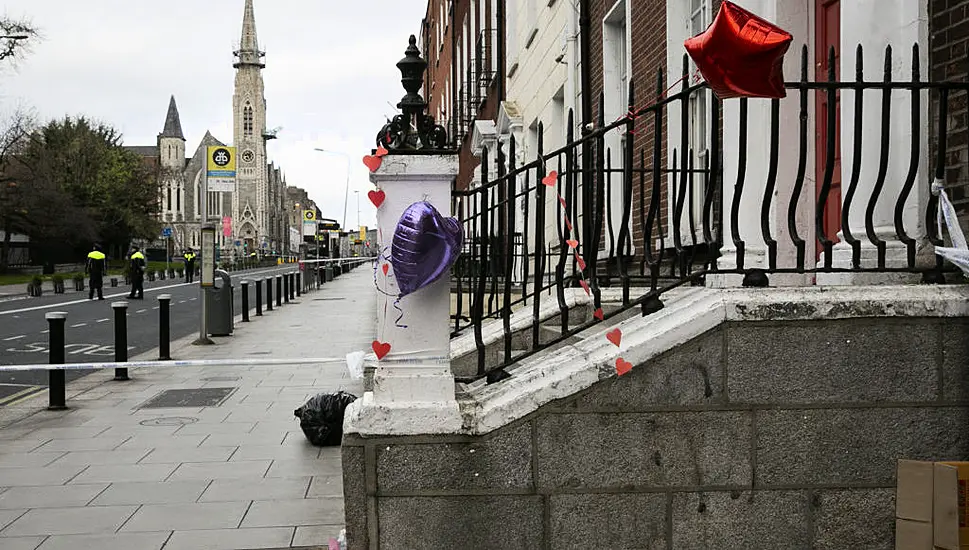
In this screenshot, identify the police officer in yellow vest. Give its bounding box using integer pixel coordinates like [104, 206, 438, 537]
[128, 246, 146, 300]
[86, 244, 106, 300]
[183, 249, 196, 283]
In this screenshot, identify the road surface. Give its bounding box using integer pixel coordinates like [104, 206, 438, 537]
[0, 265, 302, 406]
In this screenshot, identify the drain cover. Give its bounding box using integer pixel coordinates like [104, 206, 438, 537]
[139, 417, 199, 426]
[138, 388, 237, 409]
[314, 297, 345, 301]
[200, 376, 241, 382]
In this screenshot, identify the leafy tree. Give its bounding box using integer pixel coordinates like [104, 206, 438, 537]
[11, 117, 161, 265]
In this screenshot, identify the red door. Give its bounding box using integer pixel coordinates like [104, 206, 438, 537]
[815, 0, 841, 258]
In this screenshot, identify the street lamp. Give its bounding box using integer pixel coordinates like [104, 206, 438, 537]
[313, 148, 351, 233]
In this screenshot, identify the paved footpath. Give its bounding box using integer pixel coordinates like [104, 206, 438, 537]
[0, 263, 376, 550]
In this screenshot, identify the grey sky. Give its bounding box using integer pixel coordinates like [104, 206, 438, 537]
[0, 0, 427, 230]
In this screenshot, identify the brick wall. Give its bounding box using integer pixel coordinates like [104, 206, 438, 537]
[930, 0, 969, 232]
[343, 316, 969, 549]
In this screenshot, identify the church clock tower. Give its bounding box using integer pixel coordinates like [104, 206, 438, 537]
[232, 0, 267, 251]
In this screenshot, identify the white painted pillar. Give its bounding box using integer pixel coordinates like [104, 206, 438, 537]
[707, 0, 814, 288]
[343, 153, 463, 436]
[816, 0, 930, 285]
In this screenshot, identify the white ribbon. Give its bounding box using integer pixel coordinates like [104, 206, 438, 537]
[933, 178, 969, 275]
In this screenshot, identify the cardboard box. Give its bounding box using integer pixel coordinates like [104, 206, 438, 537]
[896, 519, 933, 550]
[935, 462, 969, 550]
[895, 460, 969, 550]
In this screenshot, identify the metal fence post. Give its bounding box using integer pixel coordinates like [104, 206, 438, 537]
[241, 280, 250, 322]
[266, 277, 274, 311]
[112, 301, 129, 381]
[283, 273, 290, 304]
[46, 312, 67, 410]
[276, 275, 282, 307]
[256, 278, 263, 316]
[296, 272, 302, 297]
[158, 294, 171, 361]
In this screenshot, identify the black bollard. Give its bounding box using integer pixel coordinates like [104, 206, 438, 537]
[283, 273, 290, 304]
[289, 273, 296, 301]
[266, 277, 274, 311]
[112, 301, 129, 381]
[296, 272, 302, 297]
[158, 294, 171, 361]
[241, 280, 250, 322]
[276, 275, 282, 307]
[255, 278, 263, 316]
[46, 312, 67, 410]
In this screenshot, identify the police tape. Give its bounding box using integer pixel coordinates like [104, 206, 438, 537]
[299, 258, 375, 265]
[0, 357, 348, 372]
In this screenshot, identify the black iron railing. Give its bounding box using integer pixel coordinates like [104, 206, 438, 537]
[451, 44, 969, 381]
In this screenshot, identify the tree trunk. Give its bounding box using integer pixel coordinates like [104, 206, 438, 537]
[0, 225, 10, 274]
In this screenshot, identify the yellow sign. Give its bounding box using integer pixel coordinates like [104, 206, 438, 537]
[206, 146, 237, 192]
[359, 226, 367, 241]
[303, 210, 316, 222]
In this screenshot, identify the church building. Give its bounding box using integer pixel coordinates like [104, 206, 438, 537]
[127, 0, 289, 257]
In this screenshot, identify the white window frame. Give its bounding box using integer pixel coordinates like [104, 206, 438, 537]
[601, 0, 633, 256]
[687, 0, 711, 229]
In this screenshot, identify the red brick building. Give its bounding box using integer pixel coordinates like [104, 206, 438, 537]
[422, 0, 505, 190]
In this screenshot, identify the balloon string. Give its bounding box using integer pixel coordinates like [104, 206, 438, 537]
[393, 297, 407, 329]
[615, 68, 702, 127]
[373, 244, 407, 328]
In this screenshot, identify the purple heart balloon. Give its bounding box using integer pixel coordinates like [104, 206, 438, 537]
[391, 201, 463, 297]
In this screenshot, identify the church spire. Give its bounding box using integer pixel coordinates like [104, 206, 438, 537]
[160, 95, 184, 140]
[234, 0, 265, 68]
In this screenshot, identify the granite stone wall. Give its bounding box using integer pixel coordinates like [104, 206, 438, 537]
[343, 317, 969, 549]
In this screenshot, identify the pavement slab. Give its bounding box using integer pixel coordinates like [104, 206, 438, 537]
[0, 265, 373, 548]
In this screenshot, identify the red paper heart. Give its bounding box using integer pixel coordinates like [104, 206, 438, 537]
[576, 255, 587, 271]
[382, 263, 389, 275]
[368, 189, 386, 208]
[363, 155, 382, 173]
[616, 357, 633, 376]
[372, 340, 391, 360]
[579, 279, 590, 296]
[375, 145, 389, 157]
[593, 308, 604, 321]
[606, 328, 622, 347]
[566, 239, 578, 249]
[542, 171, 558, 187]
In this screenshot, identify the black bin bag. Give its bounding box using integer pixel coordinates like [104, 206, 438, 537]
[294, 391, 358, 446]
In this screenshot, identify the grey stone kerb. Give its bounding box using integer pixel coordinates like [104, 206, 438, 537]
[346, 284, 969, 438]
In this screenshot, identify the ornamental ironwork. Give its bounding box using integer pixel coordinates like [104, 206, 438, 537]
[376, 35, 450, 152]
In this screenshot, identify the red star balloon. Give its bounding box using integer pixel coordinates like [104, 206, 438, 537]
[684, 0, 793, 100]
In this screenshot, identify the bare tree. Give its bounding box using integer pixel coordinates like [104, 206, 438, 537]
[0, 107, 36, 271]
[0, 15, 39, 64]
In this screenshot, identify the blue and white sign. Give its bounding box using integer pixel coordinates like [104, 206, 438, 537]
[162, 227, 172, 238]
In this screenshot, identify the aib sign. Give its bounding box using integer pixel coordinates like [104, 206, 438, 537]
[206, 146, 237, 193]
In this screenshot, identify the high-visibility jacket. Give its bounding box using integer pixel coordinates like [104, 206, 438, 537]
[129, 251, 146, 275]
[86, 250, 106, 277]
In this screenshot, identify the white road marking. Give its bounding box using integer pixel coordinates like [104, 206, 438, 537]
[179, 300, 187, 304]
[152, 306, 159, 310]
[136, 309, 147, 314]
[96, 318, 109, 323]
[71, 323, 87, 328]
[3, 335, 25, 341]
[0, 266, 287, 317]
[40, 330, 48, 334]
